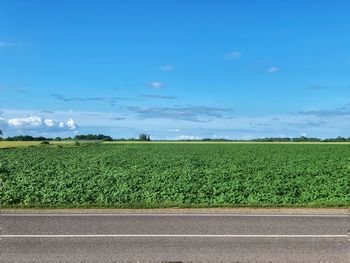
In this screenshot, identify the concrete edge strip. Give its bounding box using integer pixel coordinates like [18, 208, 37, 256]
[1, 213, 348, 217]
[1, 234, 348, 238]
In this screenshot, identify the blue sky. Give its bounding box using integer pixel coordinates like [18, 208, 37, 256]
[0, 0, 349, 139]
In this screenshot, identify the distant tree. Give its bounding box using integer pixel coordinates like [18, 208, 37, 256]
[139, 133, 151, 141]
[323, 136, 347, 142]
[54, 137, 62, 141]
[139, 133, 147, 141]
[335, 136, 346, 142]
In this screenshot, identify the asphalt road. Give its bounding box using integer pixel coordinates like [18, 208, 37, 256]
[1, 212, 349, 262]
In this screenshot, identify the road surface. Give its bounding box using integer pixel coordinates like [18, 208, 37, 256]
[1, 211, 349, 262]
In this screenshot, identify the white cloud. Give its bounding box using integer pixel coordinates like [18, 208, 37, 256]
[8, 116, 42, 128]
[0, 116, 5, 127]
[66, 118, 77, 130]
[160, 65, 174, 71]
[147, 81, 165, 89]
[226, 51, 241, 59]
[168, 129, 180, 132]
[44, 119, 55, 127]
[176, 135, 201, 140]
[0, 41, 16, 47]
[266, 66, 279, 73]
[6, 116, 77, 132]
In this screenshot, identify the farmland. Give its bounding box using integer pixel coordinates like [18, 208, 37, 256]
[0, 143, 349, 208]
[0, 141, 76, 149]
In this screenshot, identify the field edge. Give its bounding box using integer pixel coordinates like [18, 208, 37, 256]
[1, 201, 349, 210]
[1, 207, 348, 215]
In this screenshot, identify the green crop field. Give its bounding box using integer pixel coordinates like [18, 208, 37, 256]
[0, 143, 349, 208]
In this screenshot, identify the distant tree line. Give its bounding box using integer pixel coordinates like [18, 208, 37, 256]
[248, 136, 349, 142]
[74, 134, 113, 141]
[0, 133, 151, 142]
[0, 131, 350, 142]
[190, 136, 350, 142]
[2, 135, 53, 141]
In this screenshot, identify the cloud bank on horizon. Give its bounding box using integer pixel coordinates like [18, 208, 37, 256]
[0, 115, 77, 135]
[0, 1, 349, 139]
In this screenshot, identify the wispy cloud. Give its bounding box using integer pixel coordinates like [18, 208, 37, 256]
[160, 65, 174, 71]
[266, 66, 279, 73]
[308, 85, 328, 90]
[15, 88, 27, 93]
[110, 117, 126, 121]
[0, 86, 27, 94]
[127, 105, 232, 122]
[249, 122, 271, 128]
[286, 120, 326, 128]
[225, 51, 241, 60]
[308, 84, 350, 90]
[0, 41, 16, 48]
[147, 82, 165, 89]
[139, 94, 177, 100]
[51, 94, 133, 103]
[298, 103, 350, 117]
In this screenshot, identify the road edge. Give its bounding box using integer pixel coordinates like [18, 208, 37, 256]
[1, 207, 349, 215]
